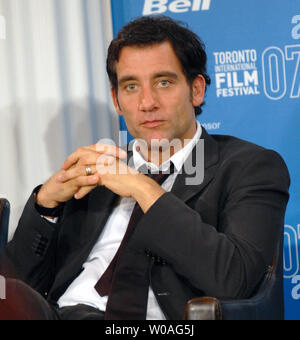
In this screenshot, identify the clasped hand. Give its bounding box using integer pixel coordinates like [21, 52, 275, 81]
[36, 144, 140, 208]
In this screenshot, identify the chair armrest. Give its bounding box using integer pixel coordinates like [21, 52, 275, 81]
[184, 238, 283, 320]
[184, 293, 284, 320]
[184, 297, 222, 320]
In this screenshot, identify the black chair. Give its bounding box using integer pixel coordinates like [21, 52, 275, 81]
[184, 236, 284, 320]
[0, 199, 10, 254]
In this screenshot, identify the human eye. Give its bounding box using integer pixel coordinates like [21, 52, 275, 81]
[125, 83, 138, 92]
[158, 79, 171, 88]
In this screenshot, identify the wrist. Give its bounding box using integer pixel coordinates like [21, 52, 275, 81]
[133, 175, 166, 213]
[36, 189, 59, 209]
[34, 188, 65, 218]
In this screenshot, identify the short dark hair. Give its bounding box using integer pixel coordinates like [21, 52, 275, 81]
[106, 16, 211, 116]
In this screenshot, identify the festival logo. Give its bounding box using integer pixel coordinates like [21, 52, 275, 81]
[213, 49, 260, 98]
[284, 223, 300, 301]
[262, 44, 300, 100]
[213, 18, 300, 101]
[292, 15, 300, 40]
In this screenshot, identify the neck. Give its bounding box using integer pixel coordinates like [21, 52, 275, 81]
[136, 122, 198, 167]
[138, 138, 192, 167]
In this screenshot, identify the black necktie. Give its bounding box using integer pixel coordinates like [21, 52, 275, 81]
[94, 165, 174, 319]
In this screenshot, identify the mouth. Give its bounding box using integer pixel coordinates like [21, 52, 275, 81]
[142, 120, 165, 128]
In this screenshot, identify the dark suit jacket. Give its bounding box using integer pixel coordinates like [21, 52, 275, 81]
[0, 129, 290, 319]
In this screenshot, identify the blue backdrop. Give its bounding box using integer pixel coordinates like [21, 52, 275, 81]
[110, 0, 300, 319]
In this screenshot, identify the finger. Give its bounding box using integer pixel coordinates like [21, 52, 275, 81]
[73, 173, 101, 187]
[75, 149, 125, 167]
[65, 149, 106, 168]
[74, 185, 97, 200]
[95, 143, 127, 159]
[96, 154, 116, 166]
[76, 150, 104, 167]
[74, 186, 96, 200]
[62, 145, 98, 170]
[62, 144, 127, 170]
[58, 164, 99, 183]
[59, 156, 115, 183]
[96, 158, 138, 176]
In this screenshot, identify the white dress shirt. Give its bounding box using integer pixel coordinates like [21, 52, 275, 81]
[57, 121, 202, 320]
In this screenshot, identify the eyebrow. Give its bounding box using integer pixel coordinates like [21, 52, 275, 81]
[118, 75, 137, 86]
[118, 71, 179, 86]
[154, 71, 179, 80]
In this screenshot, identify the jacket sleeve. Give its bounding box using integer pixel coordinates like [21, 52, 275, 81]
[0, 189, 61, 295]
[128, 149, 290, 299]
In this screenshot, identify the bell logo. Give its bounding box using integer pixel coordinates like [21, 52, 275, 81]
[143, 0, 211, 15]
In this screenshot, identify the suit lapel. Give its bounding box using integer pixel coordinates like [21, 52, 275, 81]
[172, 128, 219, 202]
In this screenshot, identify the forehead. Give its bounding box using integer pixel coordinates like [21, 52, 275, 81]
[115, 41, 184, 79]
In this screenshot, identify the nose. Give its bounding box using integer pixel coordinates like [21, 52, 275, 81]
[139, 86, 158, 112]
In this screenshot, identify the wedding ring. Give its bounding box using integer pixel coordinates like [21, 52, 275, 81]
[85, 165, 92, 176]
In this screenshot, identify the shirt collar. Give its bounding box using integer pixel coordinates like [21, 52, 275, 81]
[132, 121, 202, 173]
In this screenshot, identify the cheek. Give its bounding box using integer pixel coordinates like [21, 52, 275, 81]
[165, 88, 191, 111]
[168, 99, 191, 123]
[122, 112, 140, 135]
[117, 98, 136, 121]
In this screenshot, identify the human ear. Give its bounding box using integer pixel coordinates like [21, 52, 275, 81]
[111, 88, 123, 116]
[191, 75, 206, 107]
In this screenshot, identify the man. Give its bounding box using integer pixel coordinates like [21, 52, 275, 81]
[0, 16, 290, 320]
